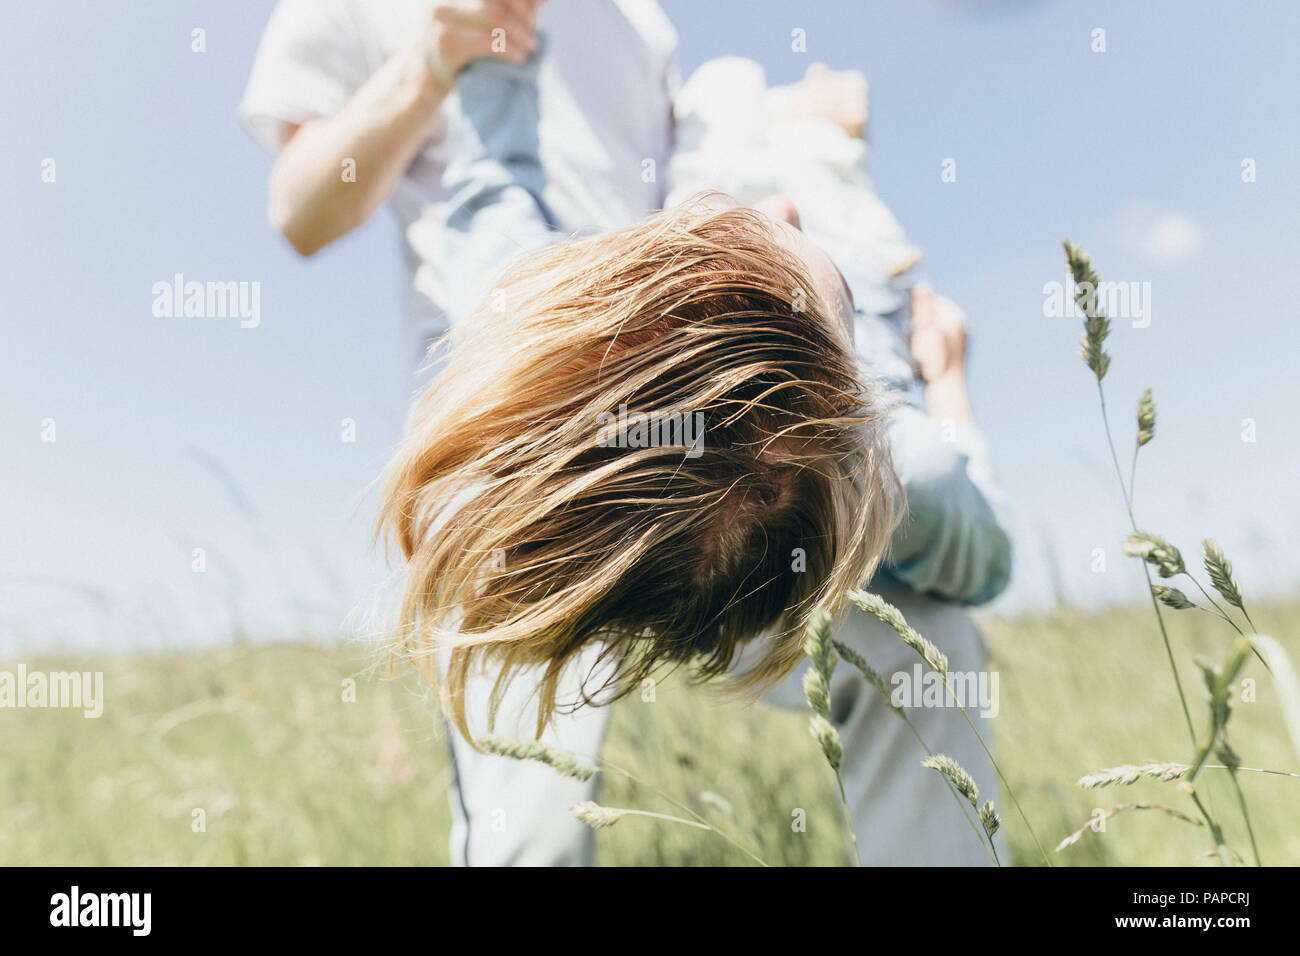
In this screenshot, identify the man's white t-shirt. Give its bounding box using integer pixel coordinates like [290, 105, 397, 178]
[240, 0, 678, 375]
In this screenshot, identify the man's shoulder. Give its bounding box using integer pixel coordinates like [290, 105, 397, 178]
[277, 0, 426, 66]
[610, 0, 679, 59]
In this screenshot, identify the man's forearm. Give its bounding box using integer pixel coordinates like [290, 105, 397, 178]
[268, 44, 450, 256]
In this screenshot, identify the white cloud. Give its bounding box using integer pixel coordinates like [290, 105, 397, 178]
[1142, 212, 1204, 261]
[1118, 203, 1205, 263]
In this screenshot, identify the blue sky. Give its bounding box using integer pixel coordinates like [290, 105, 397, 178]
[4, 0, 1298, 653]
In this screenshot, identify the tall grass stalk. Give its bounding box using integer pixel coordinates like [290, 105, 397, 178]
[921, 753, 1003, 865]
[1064, 241, 1199, 747]
[833, 638, 997, 863]
[802, 610, 861, 865]
[483, 736, 770, 866]
[570, 801, 713, 831]
[595, 754, 771, 867]
[1079, 760, 1300, 788]
[1056, 803, 1202, 853]
[1062, 240, 1253, 863]
[847, 589, 1052, 865]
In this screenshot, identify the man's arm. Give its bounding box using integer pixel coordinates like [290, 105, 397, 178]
[265, 0, 541, 256]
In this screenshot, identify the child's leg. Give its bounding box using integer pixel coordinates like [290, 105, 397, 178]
[445, 643, 614, 866]
[666, 57, 920, 278]
[766, 61, 869, 140]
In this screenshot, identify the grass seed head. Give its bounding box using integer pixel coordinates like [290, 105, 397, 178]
[570, 800, 622, 829]
[1063, 240, 1111, 380]
[482, 737, 598, 781]
[1202, 539, 1244, 610]
[1137, 387, 1156, 447]
[1152, 585, 1195, 610]
[847, 589, 949, 679]
[803, 608, 837, 681]
[809, 714, 842, 772]
[1077, 760, 1190, 789]
[803, 667, 831, 719]
[1124, 531, 1186, 578]
[979, 801, 1001, 839]
[921, 754, 979, 808]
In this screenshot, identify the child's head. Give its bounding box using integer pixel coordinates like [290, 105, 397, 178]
[378, 197, 898, 739]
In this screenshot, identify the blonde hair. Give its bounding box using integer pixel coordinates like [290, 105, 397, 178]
[377, 200, 898, 741]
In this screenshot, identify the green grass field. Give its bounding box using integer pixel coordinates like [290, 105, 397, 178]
[3, 599, 1297, 866]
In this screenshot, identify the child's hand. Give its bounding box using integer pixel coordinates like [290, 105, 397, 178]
[910, 283, 967, 384]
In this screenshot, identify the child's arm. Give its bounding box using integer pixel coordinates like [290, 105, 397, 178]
[850, 275, 1013, 606]
[435, 36, 560, 323]
[881, 405, 1012, 606]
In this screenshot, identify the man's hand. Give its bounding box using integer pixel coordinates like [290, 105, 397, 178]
[909, 283, 967, 385]
[268, 0, 545, 257]
[422, 0, 544, 86]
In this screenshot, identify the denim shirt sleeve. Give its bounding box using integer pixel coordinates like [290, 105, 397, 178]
[844, 263, 1013, 606]
[437, 38, 563, 324]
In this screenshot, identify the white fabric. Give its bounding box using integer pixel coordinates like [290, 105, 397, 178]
[446, 644, 617, 867]
[240, 0, 678, 375]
